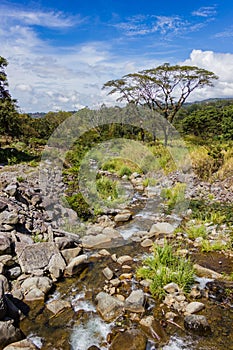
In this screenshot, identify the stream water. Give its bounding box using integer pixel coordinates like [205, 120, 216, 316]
[20, 174, 233, 350]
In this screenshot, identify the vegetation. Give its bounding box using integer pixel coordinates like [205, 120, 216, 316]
[137, 241, 195, 299]
[160, 183, 187, 214]
[103, 63, 218, 144]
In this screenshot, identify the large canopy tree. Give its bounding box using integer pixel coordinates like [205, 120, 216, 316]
[103, 63, 218, 144]
[0, 56, 19, 139]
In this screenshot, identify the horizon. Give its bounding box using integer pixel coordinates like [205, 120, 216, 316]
[1, 0, 233, 112]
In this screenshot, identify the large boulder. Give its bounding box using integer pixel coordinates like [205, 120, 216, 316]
[109, 329, 147, 350]
[149, 222, 175, 235]
[64, 254, 88, 277]
[81, 227, 122, 249]
[125, 290, 145, 313]
[16, 242, 64, 275]
[96, 292, 124, 322]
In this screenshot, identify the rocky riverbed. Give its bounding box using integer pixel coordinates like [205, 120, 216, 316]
[0, 163, 232, 349]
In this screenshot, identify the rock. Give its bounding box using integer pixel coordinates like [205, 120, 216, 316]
[0, 319, 22, 348]
[141, 239, 153, 247]
[140, 315, 167, 341]
[48, 253, 66, 281]
[185, 302, 205, 314]
[4, 184, 17, 197]
[114, 211, 132, 222]
[96, 292, 124, 322]
[3, 339, 39, 349]
[109, 329, 147, 350]
[189, 285, 202, 299]
[21, 276, 52, 301]
[61, 247, 82, 264]
[117, 255, 133, 265]
[64, 254, 88, 276]
[110, 278, 121, 287]
[46, 299, 71, 315]
[0, 200, 8, 212]
[16, 242, 63, 274]
[102, 267, 114, 280]
[0, 211, 19, 225]
[125, 290, 145, 313]
[194, 264, 224, 280]
[165, 311, 177, 321]
[0, 233, 11, 255]
[149, 222, 175, 235]
[98, 249, 111, 256]
[8, 267, 22, 280]
[184, 314, 211, 335]
[54, 237, 74, 250]
[164, 282, 180, 294]
[81, 234, 112, 249]
[0, 275, 10, 292]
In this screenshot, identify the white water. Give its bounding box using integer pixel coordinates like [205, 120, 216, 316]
[27, 335, 43, 349]
[70, 316, 112, 350]
[162, 335, 195, 349]
[71, 292, 96, 313]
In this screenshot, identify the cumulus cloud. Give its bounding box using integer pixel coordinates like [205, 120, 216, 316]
[182, 49, 233, 100]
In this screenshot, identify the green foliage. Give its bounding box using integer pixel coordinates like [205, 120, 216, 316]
[0, 147, 38, 165]
[201, 239, 230, 252]
[161, 183, 187, 213]
[137, 241, 194, 299]
[96, 176, 118, 200]
[186, 224, 207, 240]
[65, 193, 92, 220]
[118, 166, 132, 177]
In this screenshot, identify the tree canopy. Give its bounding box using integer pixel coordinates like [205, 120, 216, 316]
[103, 63, 218, 143]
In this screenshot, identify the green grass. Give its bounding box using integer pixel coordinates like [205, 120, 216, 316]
[136, 241, 195, 300]
[186, 224, 208, 240]
[96, 176, 118, 200]
[101, 158, 141, 175]
[160, 183, 187, 213]
[201, 239, 231, 252]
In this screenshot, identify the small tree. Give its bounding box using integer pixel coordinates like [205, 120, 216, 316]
[0, 56, 19, 139]
[103, 63, 218, 145]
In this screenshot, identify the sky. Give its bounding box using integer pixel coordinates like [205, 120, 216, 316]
[1, 0, 233, 112]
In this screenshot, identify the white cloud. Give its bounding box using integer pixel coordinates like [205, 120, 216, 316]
[215, 26, 233, 38]
[181, 49, 233, 100]
[0, 5, 84, 28]
[192, 6, 217, 18]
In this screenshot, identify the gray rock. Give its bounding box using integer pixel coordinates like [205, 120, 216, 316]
[0, 233, 11, 255]
[102, 267, 114, 280]
[8, 267, 22, 280]
[150, 222, 175, 235]
[46, 299, 71, 315]
[125, 290, 145, 313]
[114, 211, 132, 222]
[16, 242, 62, 274]
[141, 238, 153, 247]
[96, 292, 124, 322]
[0, 200, 8, 212]
[184, 314, 211, 335]
[117, 255, 133, 265]
[48, 253, 66, 281]
[0, 211, 19, 225]
[0, 319, 22, 348]
[185, 302, 205, 314]
[21, 276, 52, 301]
[64, 254, 88, 276]
[4, 184, 17, 197]
[0, 280, 7, 320]
[61, 247, 82, 264]
[164, 282, 180, 294]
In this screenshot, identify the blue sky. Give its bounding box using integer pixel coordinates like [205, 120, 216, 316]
[1, 0, 233, 112]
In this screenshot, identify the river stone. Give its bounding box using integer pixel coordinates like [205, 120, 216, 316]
[117, 255, 133, 265]
[164, 282, 180, 294]
[109, 329, 147, 350]
[0, 233, 11, 255]
[102, 267, 114, 280]
[64, 254, 88, 276]
[184, 314, 211, 335]
[149, 222, 175, 235]
[185, 301, 205, 314]
[21, 276, 52, 301]
[61, 247, 82, 264]
[125, 290, 145, 313]
[0, 319, 22, 348]
[140, 315, 167, 341]
[114, 211, 132, 222]
[3, 339, 39, 349]
[96, 292, 124, 322]
[4, 184, 17, 197]
[16, 242, 62, 274]
[46, 300, 71, 315]
[47, 253, 66, 281]
[141, 239, 153, 247]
